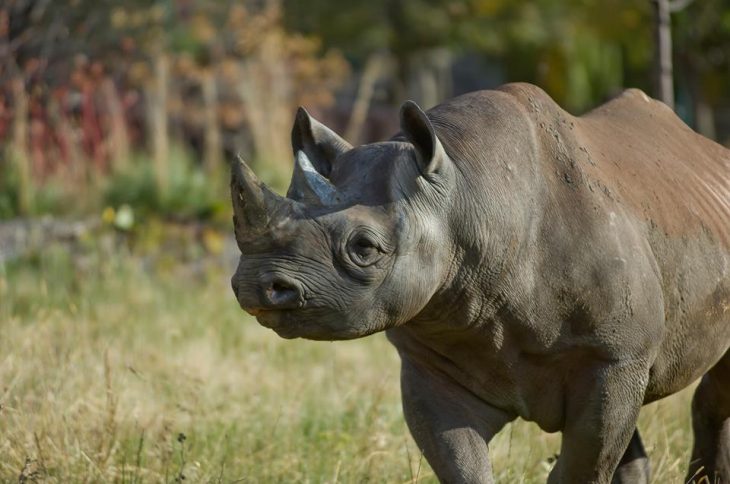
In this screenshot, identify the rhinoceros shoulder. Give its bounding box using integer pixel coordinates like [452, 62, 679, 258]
[495, 82, 565, 111]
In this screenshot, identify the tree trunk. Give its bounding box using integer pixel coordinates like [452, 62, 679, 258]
[101, 77, 130, 173]
[406, 48, 453, 110]
[345, 53, 388, 145]
[147, 52, 170, 195]
[47, 95, 83, 182]
[238, 33, 293, 184]
[10, 77, 32, 215]
[200, 67, 222, 173]
[687, 59, 716, 139]
[652, 0, 674, 109]
[695, 100, 716, 140]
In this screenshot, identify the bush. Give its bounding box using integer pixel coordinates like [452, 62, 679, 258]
[0, 151, 91, 220]
[1, 145, 229, 223]
[0, 157, 21, 220]
[103, 147, 228, 223]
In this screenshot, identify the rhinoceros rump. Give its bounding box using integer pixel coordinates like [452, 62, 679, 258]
[230, 83, 730, 484]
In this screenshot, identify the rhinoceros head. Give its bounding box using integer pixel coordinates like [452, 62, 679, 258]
[231, 101, 455, 340]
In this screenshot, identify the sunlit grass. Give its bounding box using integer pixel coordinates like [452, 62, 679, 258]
[0, 245, 696, 482]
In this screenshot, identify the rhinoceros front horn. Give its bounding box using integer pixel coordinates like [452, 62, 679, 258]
[230, 155, 287, 235]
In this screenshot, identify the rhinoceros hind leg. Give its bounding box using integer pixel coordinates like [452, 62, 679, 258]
[611, 429, 650, 484]
[686, 350, 730, 484]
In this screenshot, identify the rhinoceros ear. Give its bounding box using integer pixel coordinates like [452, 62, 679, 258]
[291, 107, 352, 178]
[399, 100, 447, 175]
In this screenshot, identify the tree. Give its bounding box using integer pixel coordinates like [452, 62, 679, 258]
[673, 0, 730, 138]
[284, 0, 656, 114]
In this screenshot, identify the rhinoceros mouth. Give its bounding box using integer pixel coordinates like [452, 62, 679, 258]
[245, 307, 271, 317]
[242, 302, 371, 340]
[257, 310, 328, 340]
[243, 302, 302, 318]
[247, 307, 282, 321]
[252, 308, 299, 331]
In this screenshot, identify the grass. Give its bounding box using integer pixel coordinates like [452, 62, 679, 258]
[0, 240, 699, 482]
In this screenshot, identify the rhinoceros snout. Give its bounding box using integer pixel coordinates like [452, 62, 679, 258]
[232, 271, 305, 315]
[259, 273, 304, 309]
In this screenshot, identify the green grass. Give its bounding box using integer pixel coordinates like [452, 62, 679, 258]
[0, 242, 698, 482]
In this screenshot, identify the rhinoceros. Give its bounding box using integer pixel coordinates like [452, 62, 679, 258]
[230, 83, 730, 484]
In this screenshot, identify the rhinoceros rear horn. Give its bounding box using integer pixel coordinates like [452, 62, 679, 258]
[288, 107, 350, 205]
[230, 155, 287, 236]
[291, 107, 352, 178]
[399, 100, 447, 175]
[288, 150, 343, 206]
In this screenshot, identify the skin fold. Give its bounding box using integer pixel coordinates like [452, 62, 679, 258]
[230, 83, 730, 484]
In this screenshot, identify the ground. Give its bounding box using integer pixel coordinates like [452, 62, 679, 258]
[0, 239, 697, 482]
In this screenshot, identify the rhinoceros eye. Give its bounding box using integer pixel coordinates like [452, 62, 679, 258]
[347, 233, 382, 267]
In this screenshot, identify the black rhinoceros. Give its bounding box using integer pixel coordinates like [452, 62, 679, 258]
[230, 83, 730, 484]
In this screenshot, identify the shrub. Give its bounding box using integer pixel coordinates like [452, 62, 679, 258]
[103, 146, 227, 222]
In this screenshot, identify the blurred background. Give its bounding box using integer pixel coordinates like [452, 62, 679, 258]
[1, 0, 729, 481]
[2, 0, 730, 223]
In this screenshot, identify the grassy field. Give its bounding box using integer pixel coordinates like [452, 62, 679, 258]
[0, 240, 699, 482]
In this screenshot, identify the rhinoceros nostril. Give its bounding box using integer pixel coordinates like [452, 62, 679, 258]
[271, 281, 291, 294]
[263, 276, 302, 308]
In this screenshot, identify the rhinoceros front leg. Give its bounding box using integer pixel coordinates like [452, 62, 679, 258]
[400, 358, 515, 484]
[548, 359, 649, 484]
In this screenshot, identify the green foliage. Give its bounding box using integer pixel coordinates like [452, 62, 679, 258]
[103, 147, 227, 222]
[485, 0, 652, 111]
[0, 157, 22, 220]
[0, 152, 98, 220]
[284, 0, 658, 112]
[674, 0, 730, 104]
[0, 147, 226, 222]
[283, 0, 392, 56]
[6, 0, 729, 227]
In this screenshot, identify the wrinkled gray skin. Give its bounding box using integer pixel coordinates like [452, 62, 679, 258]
[230, 83, 730, 483]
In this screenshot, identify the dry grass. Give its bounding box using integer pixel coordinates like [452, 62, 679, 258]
[0, 243, 697, 482]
